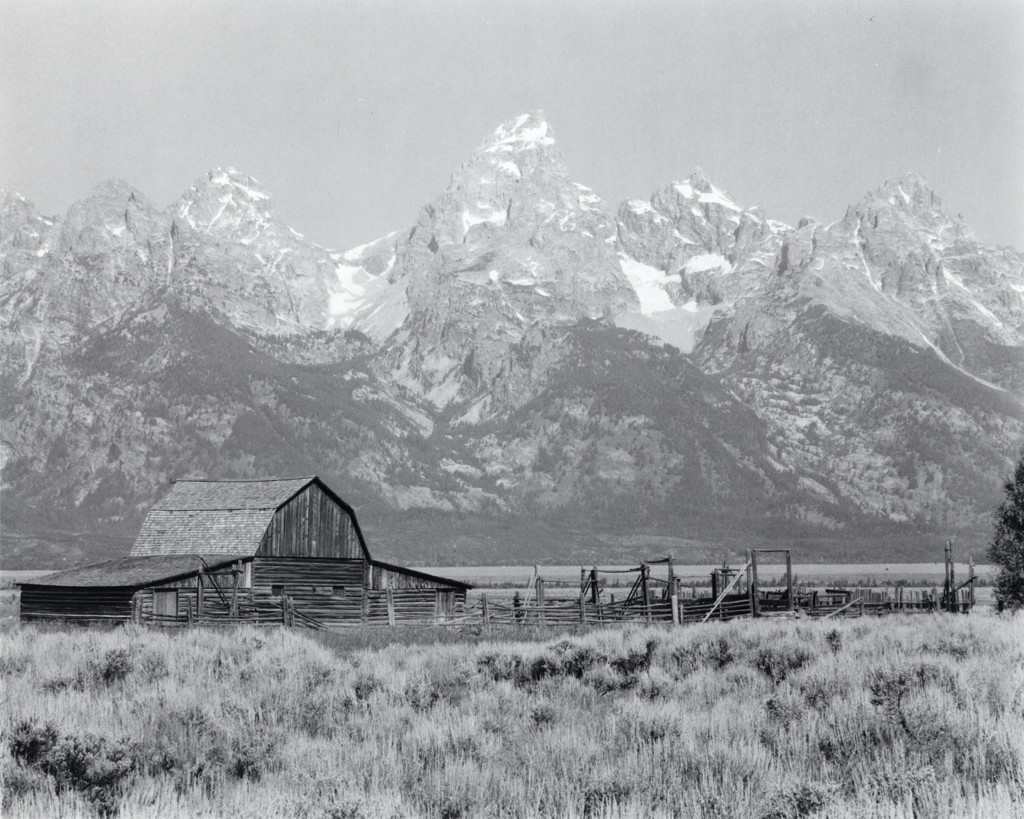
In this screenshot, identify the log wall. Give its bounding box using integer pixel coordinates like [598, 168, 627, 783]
[20, 586, 135, 624]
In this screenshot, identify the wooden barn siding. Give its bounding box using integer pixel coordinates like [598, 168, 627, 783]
[20, 586, 134, 623]
[257, 484, 362, 559]
[251, 557, 365, 590]
[251, 557, 366, 626]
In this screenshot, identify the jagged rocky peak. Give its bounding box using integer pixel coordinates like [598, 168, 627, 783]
[408, 110, 612, 251]
[480, 110, 561, 173]
[843, 172, 963, 242]
[1, 190, 54, 252]
[60, 179, 165, 248]
[175, 167, 275, 237]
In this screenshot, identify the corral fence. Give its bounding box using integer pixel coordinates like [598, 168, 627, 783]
[126, 544, 980, 632]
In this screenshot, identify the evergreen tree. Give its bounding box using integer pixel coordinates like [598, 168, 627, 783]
[989, 447, 1024, 611]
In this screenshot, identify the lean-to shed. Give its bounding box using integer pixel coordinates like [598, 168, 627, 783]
[19, 476, 470, 627]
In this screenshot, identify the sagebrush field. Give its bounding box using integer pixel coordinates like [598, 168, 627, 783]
[1, 615, 1021, 818]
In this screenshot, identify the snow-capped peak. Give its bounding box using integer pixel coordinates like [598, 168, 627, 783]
[176, 167, 274, 235]
[484, 111, 556, 155]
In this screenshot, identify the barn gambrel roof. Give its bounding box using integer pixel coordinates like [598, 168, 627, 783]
[130, 476, 367, 558]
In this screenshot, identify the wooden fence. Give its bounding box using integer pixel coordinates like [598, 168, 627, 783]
[121, 550, 979, 632]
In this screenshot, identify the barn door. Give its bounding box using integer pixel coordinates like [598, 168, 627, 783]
[153, 589, 178, 617]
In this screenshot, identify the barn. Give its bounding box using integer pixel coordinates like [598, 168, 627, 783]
[19, 476, 471, 628]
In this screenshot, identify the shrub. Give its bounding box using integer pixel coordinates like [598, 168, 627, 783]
[610, 637, 658, 677]
[476, 651, 522, 682]
[9, 718, 135, 816]
[531, 703, 557, 727]
[760, 782, 829, 819]
[754, 645, 815, 684]
[352, 673, 385, 703]
[95, 648, 133, 685]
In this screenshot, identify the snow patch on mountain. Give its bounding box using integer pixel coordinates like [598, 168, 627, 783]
[619, 255, 678, 314]
[684, 253, 733, 274]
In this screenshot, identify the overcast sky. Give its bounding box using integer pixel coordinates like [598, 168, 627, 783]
[2, 0, 1022, 250]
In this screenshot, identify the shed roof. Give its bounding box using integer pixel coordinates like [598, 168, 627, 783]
[19, 555, 248, 589]
[152, 477, 315, 511]
[131, 509, 279, 557]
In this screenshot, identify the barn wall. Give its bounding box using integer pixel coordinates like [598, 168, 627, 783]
[252, 556, 366, 626]
[257, 483, 364, 559]
[19, 586, 134, 624]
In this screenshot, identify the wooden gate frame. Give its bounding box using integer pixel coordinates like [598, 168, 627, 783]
[748, 548, 794, 616]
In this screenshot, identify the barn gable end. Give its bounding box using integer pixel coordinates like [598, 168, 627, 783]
[257, 480, 367, 560]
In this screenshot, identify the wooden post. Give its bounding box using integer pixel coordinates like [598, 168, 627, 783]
[948, 540, 955, 612]
[745, 552, 753, 599]
[667, 555, 675, 598]
[641, 562, 652, 623]
[943, 540, 951, 612]
[670, 585, 679, 626]
[590, 568, 600, 605]
[386, 587, 395, 627]
[481, 594, 490, 629]
[197, 566, 204, 618]
[230, 562, 239, 618]
[536, 575, 545, 627]
[932, 586, 939, 612]
[969, 557, 976, 610]
[785, 550, 794, 613]
[580, 591, 587, 625]
[750, 550, 760, 617]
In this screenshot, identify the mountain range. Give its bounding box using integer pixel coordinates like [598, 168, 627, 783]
[2, 111, 1022, 568]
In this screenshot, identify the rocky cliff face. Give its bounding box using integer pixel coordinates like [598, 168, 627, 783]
[2, 116, 1022, 566]
[613, 171, 789, 352]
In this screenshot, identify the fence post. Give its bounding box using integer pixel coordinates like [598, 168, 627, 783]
[670, 584, 679, 626]
[231, 562, 240, 618]
[641, 562, 652, 624]
[969, 557, 976, 611]
[536, 576, 545, 627]
[386, 587, 395, 628]
[948, 540, 956, 613]
[197, 566, 204, 618]
[750, 550, 760, 617]
[481, 594, 490, 629]
[785, 550, 794, 613]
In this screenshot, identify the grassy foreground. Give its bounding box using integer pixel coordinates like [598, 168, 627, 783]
[1, 615, 1022, 818]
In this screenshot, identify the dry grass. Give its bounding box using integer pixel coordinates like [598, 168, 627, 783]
[1, 614, 1022, 818]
